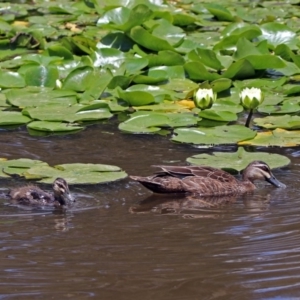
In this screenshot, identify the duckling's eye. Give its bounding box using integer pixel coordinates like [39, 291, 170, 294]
[260, 166, 269, 172]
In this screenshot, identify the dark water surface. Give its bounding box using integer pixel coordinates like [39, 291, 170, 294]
[0, 123, 299, 300]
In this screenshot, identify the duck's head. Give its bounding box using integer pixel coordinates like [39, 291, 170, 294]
[242, 161, 285, 188]
[53, 178, 74, 207]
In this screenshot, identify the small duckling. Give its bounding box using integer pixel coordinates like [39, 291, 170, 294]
[9, 178, 73, 208]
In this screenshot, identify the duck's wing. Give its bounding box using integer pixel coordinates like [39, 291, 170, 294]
[153, 165, 238, 184]
[130, 175, 186, 193]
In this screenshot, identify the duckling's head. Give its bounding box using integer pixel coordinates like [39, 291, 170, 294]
[242, 161, 285, 188]
[53, 178, 74, 207]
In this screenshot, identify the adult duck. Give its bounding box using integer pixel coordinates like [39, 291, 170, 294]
[9, 177, 73, 208]
[130, 161, 285, 196]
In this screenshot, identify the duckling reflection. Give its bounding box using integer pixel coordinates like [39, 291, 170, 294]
[129, 194, 239, 218]
[9, 178, 74, 209]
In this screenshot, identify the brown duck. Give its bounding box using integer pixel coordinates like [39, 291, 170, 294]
[130, 161, 285, 196]
[9, 178, 73, 208]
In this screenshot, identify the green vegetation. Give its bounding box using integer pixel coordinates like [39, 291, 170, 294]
[0, 0, 297, 172]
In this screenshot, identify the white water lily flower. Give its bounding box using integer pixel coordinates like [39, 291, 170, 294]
[240, 87, 264, 110]
[193, 88, 216, 109]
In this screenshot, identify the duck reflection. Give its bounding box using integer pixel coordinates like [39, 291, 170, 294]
[130, 192, 273, 218]
[129, 193, 239, 219]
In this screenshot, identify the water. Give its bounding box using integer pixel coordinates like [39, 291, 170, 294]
[0, 123, 299, 299]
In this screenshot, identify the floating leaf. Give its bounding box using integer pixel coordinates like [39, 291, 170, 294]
[199, 110, 237, 122]
[22, 65, 59, 88]
[204, 3, 235, 22]
[6, 88, 77, 108]
[172, 125, 256, 146]
[258, 22, 297, 48]
[184, 61, 220, 81]
[24, 104, 112, 122]
[27, 121, 84, 132]
[0, 71, 25, 88]
[222, 59, 255, 79]
[254, 115, 300, 129]
[0, 111, 31, 125]
[187, 147, 290, 171]
[119, 111, 199, 134]
[22, 163, 128, 184]
[0, 158, 47, 178]
[129, 26, 174, 51]
[239, 128, 300, 147]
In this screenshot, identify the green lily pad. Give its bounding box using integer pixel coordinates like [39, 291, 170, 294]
[96, 4, 152, 32]
[27, 121, 84, 132]
[0, 158, 47, 178]
[119, 111, 199, 134]
[133, 101, 191, 112]
[23, 104, 112, 123]
[23, 163, 128, 184]
[129, 26, 174, 51]
[172, 125, 256, 146]
[258, 22, 297, 48]
[184, 61, 220, 81]
[0, 111, 31, 125]
[222, 59, 255, 79]
[258, 102, 300, 115]
[204, 3, 235, 22]
[188, 48, 223, 71]
[239, 128, 300, 147]
[152, 19, 185, 47]
[187, 147, 290, 171]
[254, 115, 300, 129]
[148, 50, 185, 67]
[0, 70, 25, 88]
[2, 158, 127, 184]
[22, 64, 59, 88]
[199, 110, 237, 122]
[5, 88, 77, 108]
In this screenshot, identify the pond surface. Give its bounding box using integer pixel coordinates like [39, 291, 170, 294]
[0, 123, 299, 299]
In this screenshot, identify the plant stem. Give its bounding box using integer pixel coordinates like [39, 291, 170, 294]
[245, 109, 253, 128]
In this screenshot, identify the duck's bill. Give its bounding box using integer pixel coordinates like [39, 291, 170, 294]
[266, 175, 286, 188]
[60, 193, 74, 206]
[65, 193, 74, 202]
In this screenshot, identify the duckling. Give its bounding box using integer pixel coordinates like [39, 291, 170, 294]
[9, 178, 73, 208]
[130, 161, 285, 196]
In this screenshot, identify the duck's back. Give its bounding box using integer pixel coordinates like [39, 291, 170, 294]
[9, 186, 54, 206]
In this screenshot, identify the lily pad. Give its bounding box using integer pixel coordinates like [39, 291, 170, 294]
[23, 104, 112, 123]
[258, 22, 297, 49]
[23, 163, 128, 184]
[27, 121, 84, 132]
[172, 125, 256, 146]
[254, 115, 300, 129]
[0, 70, 25, 88]
[186, 147, 290, 171]
[5, 88, 77, 108]
[2, 158, 128, 184]
[199, 110, 237, 122]
[0, 111, 31, 125]
[119, 111, 199, 134]
[239, 128, 300, 147]
[0, 158, 47, 178]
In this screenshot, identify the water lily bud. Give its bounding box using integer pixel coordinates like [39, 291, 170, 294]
[193, 88, 216, 109]
[240, 87, 264, 110]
